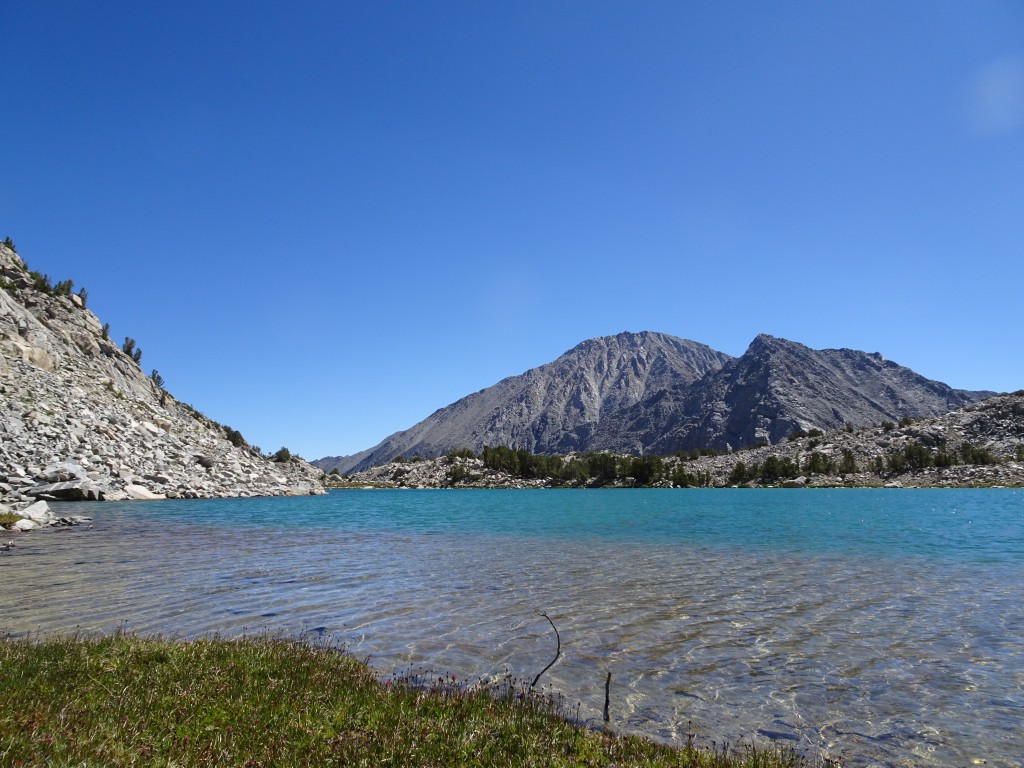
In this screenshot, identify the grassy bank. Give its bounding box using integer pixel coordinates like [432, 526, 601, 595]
[0, 633, 805, 767]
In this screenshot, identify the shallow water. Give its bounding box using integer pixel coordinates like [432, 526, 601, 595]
[3, 488, 1022, 767]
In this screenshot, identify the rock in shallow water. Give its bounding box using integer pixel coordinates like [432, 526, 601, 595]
[19, 500, 54, 523]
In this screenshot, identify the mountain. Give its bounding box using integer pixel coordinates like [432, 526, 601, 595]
[316, 332, 993, 474]
[316, 332, 732, 474]
[335, 392, 1024, 489]
[0, 240, 324, 507]
[592, 334, 992, 454]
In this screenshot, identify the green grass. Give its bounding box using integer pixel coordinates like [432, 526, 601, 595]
[0, 633, 806, 767]
[0, 513, 23, 527]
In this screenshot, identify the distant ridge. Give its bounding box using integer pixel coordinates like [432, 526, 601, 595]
[314, 331, 993, 474]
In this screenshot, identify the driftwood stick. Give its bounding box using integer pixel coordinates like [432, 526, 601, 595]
[603, 671, 611, 723]
[530, 612, 561, 690]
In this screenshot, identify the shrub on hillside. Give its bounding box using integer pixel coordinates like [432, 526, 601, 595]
[804, 452, 834, 475]
[960, 443, 996, 465]
[839, 449, 859, 475]
[122, 337, 142, 365]
[224, 427, 246, 448]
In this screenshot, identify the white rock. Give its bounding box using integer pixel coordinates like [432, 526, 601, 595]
[124, 484, 166, 500]
[20, 500, 54, 523]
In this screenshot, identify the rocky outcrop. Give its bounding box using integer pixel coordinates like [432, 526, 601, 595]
[334, 456, 552, 490]
[0, 241, 324, 515]
[317, 332, 993, 473]
[318, 332, 731, 474]
[672, 392, 1024, 488]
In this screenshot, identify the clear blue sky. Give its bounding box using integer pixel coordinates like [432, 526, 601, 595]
[2, 2, 1022, 460]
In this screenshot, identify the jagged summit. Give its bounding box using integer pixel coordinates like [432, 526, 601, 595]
[316, 331, 993, 474]
[595, 336, 989, 455]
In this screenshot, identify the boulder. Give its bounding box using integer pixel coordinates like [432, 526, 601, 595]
[26, 480, 103, 501]
[41, 461, 90, 481]
[124, 484, 166, 500]
[13, 518, 38, 531]
[21, 345, 56, 371]
[20, 500, 54, 523]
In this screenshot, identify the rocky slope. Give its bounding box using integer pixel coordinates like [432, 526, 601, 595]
[0, 241, 324, 520]
[318, 332, 731, 473]
[316, 332, 992, 473]
[334, 393, 1024, 489]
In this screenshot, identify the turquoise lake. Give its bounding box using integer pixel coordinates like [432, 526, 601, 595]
[3, 488, 1022, 767]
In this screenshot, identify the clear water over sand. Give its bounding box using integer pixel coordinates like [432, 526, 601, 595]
[3, 488, 1022, 767]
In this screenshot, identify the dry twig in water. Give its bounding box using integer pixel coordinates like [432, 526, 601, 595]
[530, 612, 561, 690]
[603, 671, 612, 723]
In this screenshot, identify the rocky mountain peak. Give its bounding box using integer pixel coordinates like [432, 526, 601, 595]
[317, 329, 994, 473]
[318, 332, 733, 474]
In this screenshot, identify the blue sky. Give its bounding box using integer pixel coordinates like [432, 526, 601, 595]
[2, 2, 1022, 460]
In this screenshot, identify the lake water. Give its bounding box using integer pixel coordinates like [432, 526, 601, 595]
[3, 488, 1022, 767]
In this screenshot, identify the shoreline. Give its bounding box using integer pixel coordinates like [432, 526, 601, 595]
[0, 632, 808, 767]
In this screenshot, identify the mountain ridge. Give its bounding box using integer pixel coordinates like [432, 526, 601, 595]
[592, 334, 989, 455]
[315, 331, 993, 474]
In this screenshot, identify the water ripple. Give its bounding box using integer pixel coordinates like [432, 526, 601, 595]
[2, 489, 1022, 767]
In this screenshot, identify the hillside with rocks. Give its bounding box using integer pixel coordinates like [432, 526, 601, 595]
[333, 392, 1024, 489]
[0, 240, 324, 529]
[316, 332, 993, 474]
